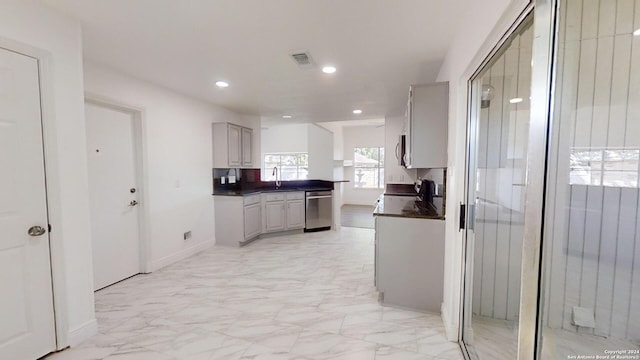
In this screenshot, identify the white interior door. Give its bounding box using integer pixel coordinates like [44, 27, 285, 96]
[85, 102, 141, 291]
[0, 48, 56, 359]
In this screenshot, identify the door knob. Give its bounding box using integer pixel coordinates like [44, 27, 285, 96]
[129, 200, 139, 207]
[28, 226, 46, 237]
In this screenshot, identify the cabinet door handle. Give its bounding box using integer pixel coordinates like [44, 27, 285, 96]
[459, 203, 465, 231]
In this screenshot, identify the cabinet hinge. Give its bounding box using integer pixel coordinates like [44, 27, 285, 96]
[48, 224, 52, 233]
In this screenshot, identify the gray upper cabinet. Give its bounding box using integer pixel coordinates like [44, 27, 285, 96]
[241, 127, 252, 167]
[228, 124, 242, 166]
[404, 82, 448, 169]
[212, 122, 253, 168]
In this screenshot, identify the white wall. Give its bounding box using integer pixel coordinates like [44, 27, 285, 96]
[342, 125, 385, 206]
[316, 122, 345, 206]
[384, 116, 417, 184]
[0, 0, 96, 346]
[307, 124, 333, 180]
[435, 0, 528, 341]
[83, 62, 260, 270]
[331, 126, 345, 206]
[260, 123, 333, 180]
[261, 123, 308, 154]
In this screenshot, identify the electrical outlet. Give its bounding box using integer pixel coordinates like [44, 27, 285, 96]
[183, 231, 192, 240]
[221, 176, 226, 184]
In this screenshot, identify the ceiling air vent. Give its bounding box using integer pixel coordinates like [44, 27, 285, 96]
[291, 52, 314, 68]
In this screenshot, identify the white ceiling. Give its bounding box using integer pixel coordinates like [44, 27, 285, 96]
[318, 118, 385, 128]
[43, 0, 469, 122]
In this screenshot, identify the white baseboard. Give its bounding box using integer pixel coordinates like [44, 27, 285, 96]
[150, 239, 214, 272]
[441, 302, 459, 342]
[67, 318, 98, 346]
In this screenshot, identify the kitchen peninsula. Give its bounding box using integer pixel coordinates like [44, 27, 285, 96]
[374, 192, 445, 313]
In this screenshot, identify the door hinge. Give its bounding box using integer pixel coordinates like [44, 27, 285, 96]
[48, 224, 52, 233]
[459, 204, 465, 231]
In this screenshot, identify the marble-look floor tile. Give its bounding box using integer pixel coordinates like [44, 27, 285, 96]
[375, 345, 436, 360]
[339, 315, 417, 347]
[44, 227, 463, 360]
[240, 344, 312, 360]
[289, 329, 376, 359]
[274, 305, 346, 334]
[468, 315, 639, 360]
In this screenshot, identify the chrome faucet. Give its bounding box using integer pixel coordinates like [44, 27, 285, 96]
[272, 166, 281, 189]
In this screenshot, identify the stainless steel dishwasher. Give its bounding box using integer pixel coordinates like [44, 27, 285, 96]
[304, 190, 332, 232]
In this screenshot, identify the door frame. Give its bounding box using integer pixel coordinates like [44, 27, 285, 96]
[457, 0, 560, 359]
[0, 37, 68, 350]
[84, 93, 152, 275]
[518, 0, 558, 358]
[457, 1, 536, 359]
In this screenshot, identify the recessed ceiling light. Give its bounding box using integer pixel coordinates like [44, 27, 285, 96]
[282, 115, 292, 119]
[322, 66, 337, 74]
[215, 81, 229, 88]
[353, 109, 362, 114]
[509, 98, 523, 104]
[634, 28, 640, 36]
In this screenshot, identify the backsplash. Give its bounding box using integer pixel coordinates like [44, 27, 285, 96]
[212, 168, 335, 194]
[213, 168, 261, 191]
[416, 168, 445, 185]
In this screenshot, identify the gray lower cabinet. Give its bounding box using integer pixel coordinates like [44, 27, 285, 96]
[285, 192, 305, 230]
[286, 200, 305, 229]
[215, 195, 259, 246]
[265, 201, 285, 232]
[264, 192, 305, 233]
[374, 216, 379, 288]
[243, 203, 261, 240]
[215, 191, 306, 247]
[374, 215, 445, 313]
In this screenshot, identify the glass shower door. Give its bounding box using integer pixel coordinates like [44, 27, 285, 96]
[461, 15, 534, 360]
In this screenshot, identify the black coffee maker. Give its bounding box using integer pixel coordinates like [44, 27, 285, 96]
[416, 179, 436, 205]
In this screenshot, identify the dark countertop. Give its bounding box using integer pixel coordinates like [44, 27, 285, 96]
[373, 194, 445, 220]
[213, 187, 333, 197]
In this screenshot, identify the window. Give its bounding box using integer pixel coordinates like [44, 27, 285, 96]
[263, 153, 308, 181]
[570, 148, 639, 188]
[354, 147, 384, 189]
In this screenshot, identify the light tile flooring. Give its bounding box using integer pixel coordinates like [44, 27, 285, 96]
[468, 315, 640, 360]
[45, 227, 463, 360]
[341, 205, 376, 229]
[468, 315, 518, 360]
